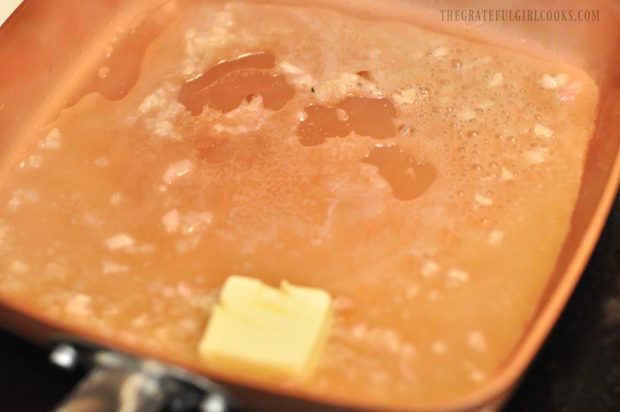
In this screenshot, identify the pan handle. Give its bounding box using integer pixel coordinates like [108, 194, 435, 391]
[53, 366, 168, 412]
[49, 340, 237, 412]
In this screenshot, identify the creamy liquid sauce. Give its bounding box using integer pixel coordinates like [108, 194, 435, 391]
[0, 0, 598, 407]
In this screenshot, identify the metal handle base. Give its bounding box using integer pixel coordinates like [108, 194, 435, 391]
[49, 339, 236, 412]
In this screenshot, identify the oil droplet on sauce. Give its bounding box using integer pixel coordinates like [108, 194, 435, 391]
[178, 52, 295, 114]
[363, 145, 437, 200]
[297, 97, 396, 145]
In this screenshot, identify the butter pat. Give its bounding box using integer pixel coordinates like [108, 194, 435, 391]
[199, 276, 332, 380]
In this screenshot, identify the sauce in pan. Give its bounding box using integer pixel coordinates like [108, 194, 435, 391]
[0, 0, 598, 407]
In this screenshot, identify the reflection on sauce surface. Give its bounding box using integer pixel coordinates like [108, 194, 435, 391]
[297, 97, 396, 145]
[178, 51, 295, 114]
[66, 7, 171, 107]
[0, 0, 599, 408]
[363, 145, 437, 201]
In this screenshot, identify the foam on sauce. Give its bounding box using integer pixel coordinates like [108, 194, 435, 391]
[0, 0, 599, 408]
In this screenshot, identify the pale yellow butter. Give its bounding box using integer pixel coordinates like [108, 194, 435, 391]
[199, 275, 332, 380]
